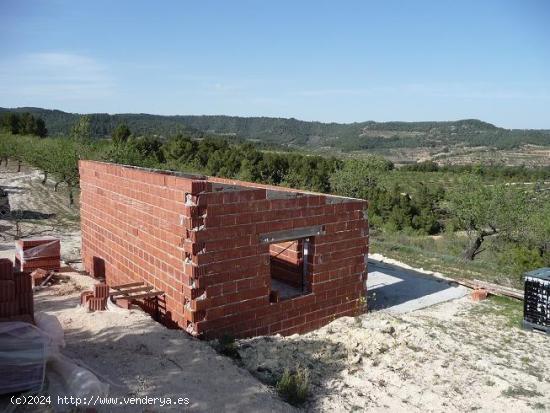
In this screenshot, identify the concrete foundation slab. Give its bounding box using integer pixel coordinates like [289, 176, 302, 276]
[367, 259, 468, 314]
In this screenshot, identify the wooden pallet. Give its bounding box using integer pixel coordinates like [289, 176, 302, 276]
[110, 281, 164, 302]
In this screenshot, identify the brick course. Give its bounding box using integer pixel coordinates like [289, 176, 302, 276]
[79, 161, 369, 338]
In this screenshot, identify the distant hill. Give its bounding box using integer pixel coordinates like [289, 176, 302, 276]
[2, 107, 549, 151]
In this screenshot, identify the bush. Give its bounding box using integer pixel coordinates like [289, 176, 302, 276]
[498, 245, 546, 278]
[214, 334, 241, 360]
[276, 367, 309, 406]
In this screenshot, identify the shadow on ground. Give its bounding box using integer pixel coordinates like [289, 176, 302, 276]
[5, 210, 57, 220]
[23, 291, 294, 412]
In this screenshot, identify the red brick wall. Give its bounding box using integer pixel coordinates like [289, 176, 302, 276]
[80, 161, 369, 338]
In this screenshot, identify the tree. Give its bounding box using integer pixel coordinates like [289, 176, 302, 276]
[329, 158, 380, 200]
[2, 113, 20, 134]
[35, 118, 48, 137]
[163, 134, 197, 165]
[48, 138, 86, 205]
[128, 136, 165, 164]
[20, 112, 36, 135]
[71, 115, 92, 141]
[447, 175, 529, 260]
[112, 123, 131, 145]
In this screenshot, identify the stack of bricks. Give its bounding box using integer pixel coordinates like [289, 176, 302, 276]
[80, 283, 109, 311]
[15, 237, 61, 273]
[80, 161, 369, 339]
[0, 258, 34, 322]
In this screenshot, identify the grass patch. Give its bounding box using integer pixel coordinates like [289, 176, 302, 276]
[502, 385, 542, 398]
[212, 334, 241, 360]
[468, 295, 523, 328]
[276, 367, 310, 406]
[370, 232, 524, 289]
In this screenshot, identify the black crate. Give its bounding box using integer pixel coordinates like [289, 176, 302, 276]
[523, 268, 550, 334]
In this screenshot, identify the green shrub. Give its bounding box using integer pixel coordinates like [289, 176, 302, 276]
[498, 245, 546, 278]
[276, 367, 309, 406]
[215, 334, 241, 359]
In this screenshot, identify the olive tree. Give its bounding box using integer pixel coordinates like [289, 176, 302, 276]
[447, 175, 529, 260]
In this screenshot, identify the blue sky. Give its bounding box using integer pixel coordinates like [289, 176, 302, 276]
[1, 0, 549, 128]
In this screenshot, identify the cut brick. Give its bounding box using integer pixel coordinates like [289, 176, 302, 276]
[93, 283, 110, 299]
[471, 288, 488, 301]
[80, 291, 94, 306]
[30, 269, 49, 286]
[115, 297, 132, 309]
[88, 297, 107, 312]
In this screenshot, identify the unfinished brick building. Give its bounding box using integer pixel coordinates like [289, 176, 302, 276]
[79, 160, 369, 338]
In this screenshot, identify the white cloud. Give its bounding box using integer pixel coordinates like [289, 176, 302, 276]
[0, 52, 115, 105]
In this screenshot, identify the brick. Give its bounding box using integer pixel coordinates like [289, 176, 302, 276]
[30, 269, 49, 286]
[0, 301, 19, 318]
[0, 280, 15, 302]
[93, 283, 110, 299]
[80, 291, 94, 306]
[88, 297, 107, 312]
[115, 297, 133, 309]
[471, 289, 488, 301]
[0, 258, 13, 280]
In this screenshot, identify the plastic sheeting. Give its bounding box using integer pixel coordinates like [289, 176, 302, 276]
[15, 240, 60, 263]
[0, 322, 48, 395]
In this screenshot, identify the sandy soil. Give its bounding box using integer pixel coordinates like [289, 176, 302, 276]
[0, 165, 81, 261]
[238, 297, 550, 412]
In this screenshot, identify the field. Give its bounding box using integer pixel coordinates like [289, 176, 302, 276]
[342, 144, 550, 167]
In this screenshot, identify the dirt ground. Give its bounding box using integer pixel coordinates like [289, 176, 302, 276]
[238, 297, 550, 412]
[1, 164, 549, 412]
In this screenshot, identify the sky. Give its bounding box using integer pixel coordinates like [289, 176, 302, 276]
[0, 0, 549, 128]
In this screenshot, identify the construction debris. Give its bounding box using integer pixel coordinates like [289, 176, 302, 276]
[80, 282, 110, 312]
[109, 281, 164, 310]
[470, 288, 488, 301]
[458, 278, 523, 300]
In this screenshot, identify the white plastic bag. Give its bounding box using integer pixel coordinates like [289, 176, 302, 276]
[48, 354, 109, 399]
[0, 322, 48, 395]
[35, 312, 65, 349]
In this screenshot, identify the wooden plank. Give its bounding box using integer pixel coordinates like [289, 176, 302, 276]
[111, 281, 144, 290]
[457, 278, 524, 300]
[125, 291, 164, 300]
[472, 279, 524, 300]
[110, 285, 153, 297]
